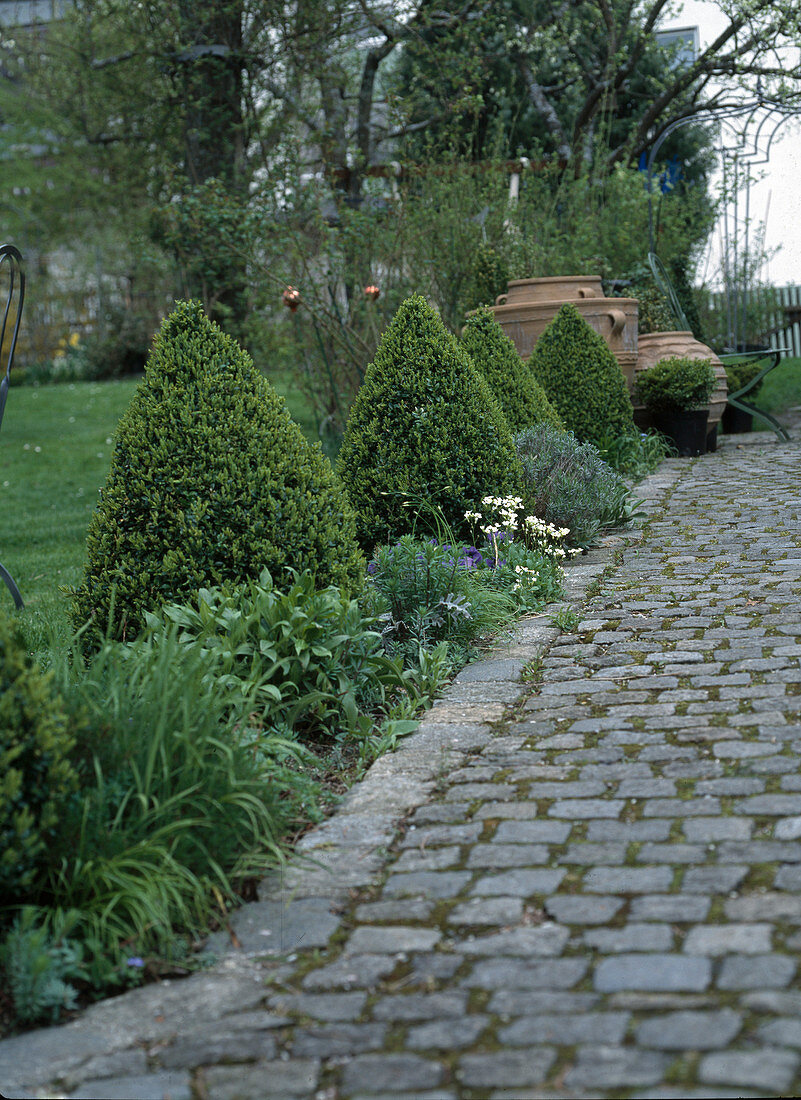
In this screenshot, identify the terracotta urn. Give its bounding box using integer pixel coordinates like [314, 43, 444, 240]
[495, 275, 604, 306]
[488, 296, 639, 385]
[634, 332, 728, 433]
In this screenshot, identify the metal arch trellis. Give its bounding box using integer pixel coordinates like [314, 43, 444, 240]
[0, 244, 26, 610]
[646, 93, 799, 351]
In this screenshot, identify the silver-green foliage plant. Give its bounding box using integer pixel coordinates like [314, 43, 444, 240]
[337, 294, 521, 548]
[72, 299, 364, 648]
[1, 908, 84, 1026]
[515, 424, 633, 549]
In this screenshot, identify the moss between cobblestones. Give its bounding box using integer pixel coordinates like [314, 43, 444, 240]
[743, 863, 778, 891]
[664, 1051, 700, 1086]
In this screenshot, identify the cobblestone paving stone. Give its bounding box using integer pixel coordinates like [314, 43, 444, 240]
[2, 430, 801, 1099]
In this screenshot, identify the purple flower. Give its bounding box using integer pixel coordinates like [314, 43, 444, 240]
[367, 561, 377, 575]
[126, 957, 144, 968]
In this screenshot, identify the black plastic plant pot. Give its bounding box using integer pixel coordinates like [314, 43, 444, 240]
[722, 404, 753, 434]
[653, 408, 709, 457]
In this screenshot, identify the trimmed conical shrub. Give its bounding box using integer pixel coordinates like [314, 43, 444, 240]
[72, 301, 364, 645]
[0, 609, 78, 901]
[460, 306, 563, 432]
[530, 303, 635, 446]
[459, 244, 508, 315]
[337, 295, 521, 548]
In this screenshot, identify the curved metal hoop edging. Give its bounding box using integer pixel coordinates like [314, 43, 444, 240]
[646, 97, 798, 255]
[0, 244, 26, 609]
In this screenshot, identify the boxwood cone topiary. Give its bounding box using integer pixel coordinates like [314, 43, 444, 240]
[530, 303, 635, 447]
[0, 608, 78, 902]
[72, 300, 364, 645]
[337, 294, 521, 548]
[460, 306, 563, 432]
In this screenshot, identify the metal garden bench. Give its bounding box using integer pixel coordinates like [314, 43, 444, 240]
[648, 252, 790, 442]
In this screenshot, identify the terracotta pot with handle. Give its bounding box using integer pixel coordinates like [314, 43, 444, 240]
[635, 332, 728, 433]
[495, 275, 604, 306]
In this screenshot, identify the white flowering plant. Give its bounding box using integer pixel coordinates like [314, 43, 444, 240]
[464, 495, 571, 611]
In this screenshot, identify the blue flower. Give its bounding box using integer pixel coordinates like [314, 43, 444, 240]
[126, 957, 144, 968]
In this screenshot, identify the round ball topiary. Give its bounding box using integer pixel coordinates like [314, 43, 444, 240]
[530, 303, 635, 447]
[0, 609, 78, 901]
[72, 300, 364, 645]
[337, 295, 521, 548]
[460, 306, 563, 432]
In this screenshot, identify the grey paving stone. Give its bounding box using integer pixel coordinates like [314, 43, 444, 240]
[340, 1053, 444, 1094]
[463, 957, 589, 990]
[683, 923, 773, 956]
[459, 924, 570, 957]
[583, 866, 674, 893]
[562, 842, 627, 864]
[636, 842, 706, 863]
[156, 1030, 277, 1069]
[757, 1016, 801, 1047]
[267, 991, 367, 1022]
[548, 798, 625, 818]
[488, 990, 600, 1017]
[392, 846, 462, 872]
[466, 843, 551, 868]
[642, 797, 721, 816]
[775, 816, 801, 839]
[492, 820, 572, 843]
[405, 1015, 488, 1050]
[469, 868, 566, 896]
[457, 1049, 556, 1089]
[583, 923, 673, 953]
[562, 1046, 670, 1090]
[399, 823, 482, 848]
[775, 864, 801, 890]
[733, 794, 801, 815]
[345, 926, 442, 954]
[290, 1022, 386, 1058]
[64, 1073, 192, 1100]
[370, 990, 468, 1022]
[200, 1060, 320, 1099]
[447, 896, 524, 926]
[382, 871, 472, 898]
[586, 819, 672, 842]
[682, 817, 753, 841]
[724, 892, 801, 922]
[301, 953, 400, 991]
[353, 898, 436, 923]
[544, 894, 625, 924]
[681, 865, 749, 893]
[499, 1011, 629, 1046]
[694, 778, 765, 796]
[698, 1049, 800, 1093]
[635, 1008, 742, 1050]
[716, 953, 797, 989]
[594, 954, 712, 992]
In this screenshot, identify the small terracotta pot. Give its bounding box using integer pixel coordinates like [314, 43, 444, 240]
[635, 332, 727, 432]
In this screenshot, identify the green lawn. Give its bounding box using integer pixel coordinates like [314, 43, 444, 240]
[754, 354, 801, 421]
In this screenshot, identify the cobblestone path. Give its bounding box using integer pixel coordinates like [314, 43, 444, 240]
[3, 432, 801, 1099]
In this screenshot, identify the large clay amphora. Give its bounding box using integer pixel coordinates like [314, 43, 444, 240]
[635, 332, 728, 432]
[496, 276, 604, 306]
[491, 297, 639, 385]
